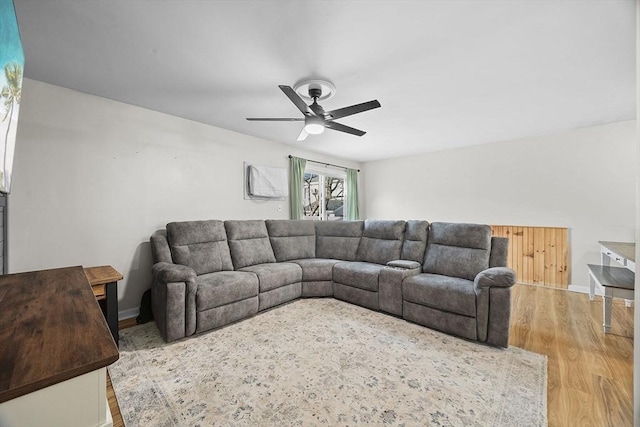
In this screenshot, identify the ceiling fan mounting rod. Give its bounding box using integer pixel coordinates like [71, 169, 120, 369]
[308, 87, 322, 101]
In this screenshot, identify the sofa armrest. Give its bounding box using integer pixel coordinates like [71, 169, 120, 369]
[152, 262, 197, 283]
[386, 260, 421, 270]
[379, 263, 421, 316]
[151, 262, 198, 342]
[474, 267, 516, 347]
[473, 267, 517, 290]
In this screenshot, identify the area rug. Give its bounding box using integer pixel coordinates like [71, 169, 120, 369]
[109, 299, 547, 426]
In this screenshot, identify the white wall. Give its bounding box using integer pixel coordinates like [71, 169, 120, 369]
[9, 79, 361, 314]
[363, 121, 636, 287]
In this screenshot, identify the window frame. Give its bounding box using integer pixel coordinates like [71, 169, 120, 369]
[302, 166, 348, 221]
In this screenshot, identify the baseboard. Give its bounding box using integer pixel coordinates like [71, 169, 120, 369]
[568, 284, 603, 296]
[518, 282, 598, 295]
[118, 307, 139, 321]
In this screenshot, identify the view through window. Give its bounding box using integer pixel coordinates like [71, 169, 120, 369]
[303, 169, 346, 220]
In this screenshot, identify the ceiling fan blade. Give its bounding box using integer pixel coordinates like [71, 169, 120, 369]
[326, 100, 381, 121]
[297, 127, 309, 141]
[325, 121, 366, 137]
[246, 118, 304, 121]
[279, 85, 312, 116]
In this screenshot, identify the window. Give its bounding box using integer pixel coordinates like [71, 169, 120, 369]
[302, 167, 346, 221]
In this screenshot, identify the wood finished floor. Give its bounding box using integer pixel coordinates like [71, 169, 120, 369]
[107, 284, 634, 427]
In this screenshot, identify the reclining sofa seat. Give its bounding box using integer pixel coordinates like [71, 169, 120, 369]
[150, 220, 260, 342]
[402, 222, 514, 347]
[225, 220, 302, 311]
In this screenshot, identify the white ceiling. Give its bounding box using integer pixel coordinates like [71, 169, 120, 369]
[14, 0, 636, 162]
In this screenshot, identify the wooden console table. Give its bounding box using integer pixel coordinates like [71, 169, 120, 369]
[85, 265, 123, 345]
[0, 266, 119, 426]
[588, 241, 635, 333]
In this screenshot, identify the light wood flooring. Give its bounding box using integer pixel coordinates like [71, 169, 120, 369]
[510, 284, 633, 426]
[107, 284, 634, 427]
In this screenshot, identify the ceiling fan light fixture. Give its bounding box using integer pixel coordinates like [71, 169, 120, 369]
[305, 123, 325, 135]
[304, 116, 325, 135]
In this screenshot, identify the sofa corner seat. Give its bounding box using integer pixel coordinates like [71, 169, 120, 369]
[264, 219, 336, 298]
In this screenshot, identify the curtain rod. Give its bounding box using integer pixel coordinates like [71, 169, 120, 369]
[288, 155, 360, 172]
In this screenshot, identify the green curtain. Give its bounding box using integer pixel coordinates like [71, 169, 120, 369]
[346, 168, 360, 220]
[289, 156, 306, 219]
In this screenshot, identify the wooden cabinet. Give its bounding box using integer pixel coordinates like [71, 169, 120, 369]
[0, 266, 119, 426]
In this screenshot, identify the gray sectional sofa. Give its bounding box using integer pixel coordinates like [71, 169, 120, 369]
[150, 219, 517, 347]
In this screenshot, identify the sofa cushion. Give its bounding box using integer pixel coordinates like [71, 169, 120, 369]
[265, 220, 315, 262]
[240, 262, 302, 293]
[423, 222, 492, 281]
[290, 258, 341, 282]
[403, 273, 476, 317]
[167, 220, 234, 275]
[401, 220, 429, 263]
[356, 220, 405, 265]
[225, 220, 277, 269]
[333, 261, 385, 292]
[196, 271, 259, 311]
[315, 221, 364, 261]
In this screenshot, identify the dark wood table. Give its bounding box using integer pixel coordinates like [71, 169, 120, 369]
[85, 265, 123, 345]
[0, 266, 119, 404]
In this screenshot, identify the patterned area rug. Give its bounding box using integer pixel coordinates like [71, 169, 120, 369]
[109, 299, 547, 426]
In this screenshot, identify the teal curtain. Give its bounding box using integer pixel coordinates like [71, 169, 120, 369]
[289, 156, 306, 219]
[346, 168, 360, 220]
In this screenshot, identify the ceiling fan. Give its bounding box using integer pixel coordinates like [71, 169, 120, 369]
[246, 80, 381, 141]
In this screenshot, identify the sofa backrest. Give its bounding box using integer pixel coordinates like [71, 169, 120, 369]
[315, 221, 364, 261]
[489, 236, 509, 268]
[166, 220, 234, 275]
[423, 222, 492, 281]
[265, 220, 316, 262]
[225, 220, 276, 269]
[401, 220, 429, 264]
[355, 220, 405, 265]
